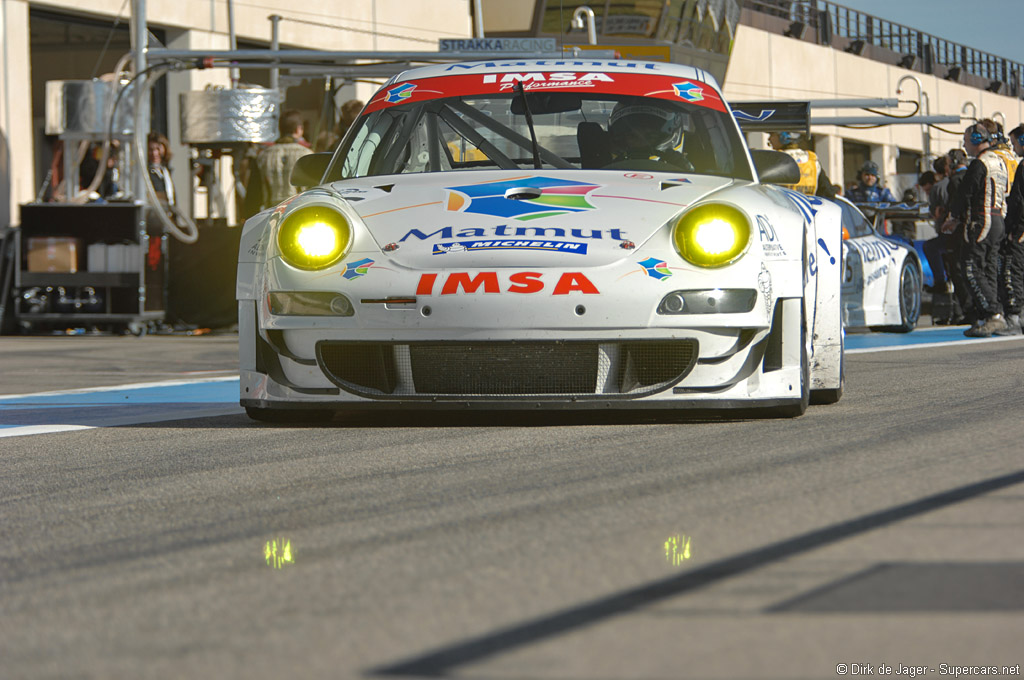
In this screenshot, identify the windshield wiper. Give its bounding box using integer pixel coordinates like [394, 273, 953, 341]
[514, 81, 542, 170]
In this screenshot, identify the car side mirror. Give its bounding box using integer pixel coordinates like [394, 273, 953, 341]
[290, 152, 333, 187]
[750, 149, 801, 185]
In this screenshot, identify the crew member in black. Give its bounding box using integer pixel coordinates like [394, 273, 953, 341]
[932, 149, 973, 323]
[949, 124, 1009, 336]
[996, 124, 1024, 335]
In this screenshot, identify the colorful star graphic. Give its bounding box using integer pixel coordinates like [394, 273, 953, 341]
[341, 258, 375, 280]
[672, 82, 704, 102]
[639, 257, 672, 280]
[445, 176, 599, 221]
[384, 83, 416, 104]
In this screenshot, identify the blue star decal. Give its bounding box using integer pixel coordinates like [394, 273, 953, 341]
[639, 257, 672, 280]
[384, 83, 416, 104]
[672, 82, 704, 102]
[341, 258, 374, 280]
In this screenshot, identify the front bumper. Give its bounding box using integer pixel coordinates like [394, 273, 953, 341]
[239, 303, 805, 411]
[239, 252, 807, 410]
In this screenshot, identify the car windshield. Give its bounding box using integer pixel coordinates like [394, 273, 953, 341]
[840, 201, 875, 238]
[325, 72, 753, 182]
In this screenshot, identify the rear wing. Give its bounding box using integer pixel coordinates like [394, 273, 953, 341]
[730, 101, 810, 133]
[854, 202, 928, 220]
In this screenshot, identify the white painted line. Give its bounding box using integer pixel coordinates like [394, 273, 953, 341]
[0, 405, 244, 439]
[0, 424, 95, 438]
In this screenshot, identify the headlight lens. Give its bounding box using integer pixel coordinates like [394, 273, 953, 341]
[276, 206, 352, 270]
[672, 203, 751, 268]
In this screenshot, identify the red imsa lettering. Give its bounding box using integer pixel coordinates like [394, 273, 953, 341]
[508, 271, 544, 294]
[416, 272, 599, 295]
[441, 272, 499, 295]
[551, 272, 599, 295]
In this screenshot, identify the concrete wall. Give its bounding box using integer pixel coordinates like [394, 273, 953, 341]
[1, 0, 34, 226]
[0, 0, 472, 226]
[724, 23, 1024, 194]
[481, 0, 535, 34]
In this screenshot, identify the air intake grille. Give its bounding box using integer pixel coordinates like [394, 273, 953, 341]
[317, 343, 397, 395]
[410, 342, 598, 395]
[316, 340, 698, 399]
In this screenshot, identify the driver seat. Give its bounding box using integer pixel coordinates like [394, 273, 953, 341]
[577, 122, 611, 169]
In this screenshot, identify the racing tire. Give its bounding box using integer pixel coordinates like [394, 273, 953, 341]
[873, 260, 921, 333]
[245, 405, 335, 424]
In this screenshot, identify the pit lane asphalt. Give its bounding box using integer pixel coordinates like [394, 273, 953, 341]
[1, 332, 1023, 679]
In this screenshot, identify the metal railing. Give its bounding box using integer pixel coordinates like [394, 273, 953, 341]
[743, 0, 1022, 98]
[538, 0, 742, 56]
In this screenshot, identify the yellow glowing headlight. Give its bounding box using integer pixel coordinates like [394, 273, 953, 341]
[276, 206, 352, 270]
[672, 203, 751, 268]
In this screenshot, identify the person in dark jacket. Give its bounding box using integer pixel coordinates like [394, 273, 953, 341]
[924, 149, 970, 322]
[995, 124, 1024, 335]
[949, 124, 1009, 336]
[846, 160, 898, 203]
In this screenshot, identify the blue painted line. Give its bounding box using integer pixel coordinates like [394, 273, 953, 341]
[0, 381, 238, 408]
[0, 378, 242, 436]
[846, 326, 1024, 353]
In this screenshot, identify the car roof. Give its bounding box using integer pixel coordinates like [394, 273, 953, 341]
[391, 58, 717, 90]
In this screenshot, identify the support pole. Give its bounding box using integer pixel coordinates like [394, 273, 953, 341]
[270, 15, 281, 93]
[130, 0, 150, 208]
[473, 0, 484, 38]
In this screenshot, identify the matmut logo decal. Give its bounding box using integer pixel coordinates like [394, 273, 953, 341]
[416, 271, 599, 295]
[446, 177, 599, 221]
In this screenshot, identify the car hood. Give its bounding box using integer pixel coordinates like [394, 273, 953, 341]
[326, 170, 737, 268]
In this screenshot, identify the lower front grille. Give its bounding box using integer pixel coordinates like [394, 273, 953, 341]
[410, 343, 598, 395]
[315, 340, 698, 399]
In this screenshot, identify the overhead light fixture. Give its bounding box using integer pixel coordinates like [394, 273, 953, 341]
[945, 66, 962, 82]
[784, 21, 807, 40]
[845, 39, 866, 55]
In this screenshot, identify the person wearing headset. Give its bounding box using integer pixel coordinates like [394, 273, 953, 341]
[846, 160, 898, 203]
[983, 119, 1020, 191]
[996, 124, 1024, 335]
[767, 131, 835, 199]
[949, 123, 1010, 337]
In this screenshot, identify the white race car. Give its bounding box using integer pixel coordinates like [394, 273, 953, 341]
[837, 197, 923, 332]
[236, 59, 844, 420]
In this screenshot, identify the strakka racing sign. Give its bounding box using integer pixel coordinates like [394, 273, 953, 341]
[364, 73, 726, 114]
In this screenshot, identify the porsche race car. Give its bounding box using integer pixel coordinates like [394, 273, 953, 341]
[236, 59, 844, 420]
[838, 197, 924, 332]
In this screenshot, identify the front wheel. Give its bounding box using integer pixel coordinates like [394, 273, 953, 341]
[874, 259, 921, 333]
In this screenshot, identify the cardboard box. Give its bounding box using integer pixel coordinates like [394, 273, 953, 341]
[27, 237, 80, 273]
